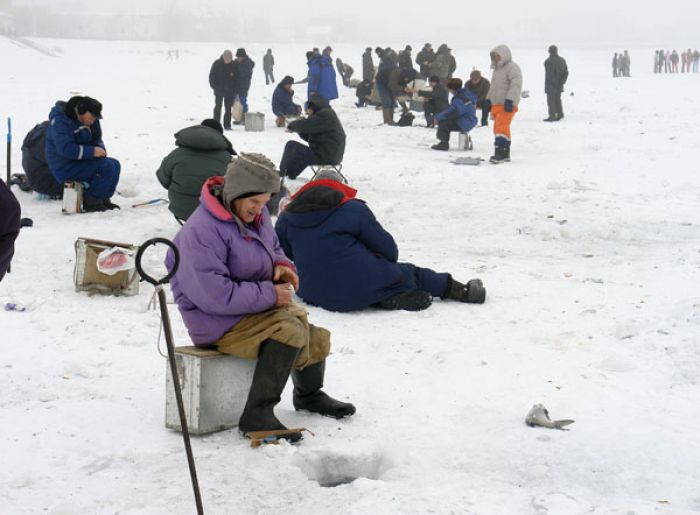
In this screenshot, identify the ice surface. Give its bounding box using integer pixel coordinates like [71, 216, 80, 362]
[1, 38, 700, 514]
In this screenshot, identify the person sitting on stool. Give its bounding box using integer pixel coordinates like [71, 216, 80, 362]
[279, 93, 345, 180]
[272, 76, 302, 128]
[431, 78, 478, 151]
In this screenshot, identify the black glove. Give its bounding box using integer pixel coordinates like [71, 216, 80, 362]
[504, 99, 513, 113]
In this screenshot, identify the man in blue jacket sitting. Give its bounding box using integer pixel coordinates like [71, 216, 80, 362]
[45, 96, 121, 211]
[431, 78, 478, 151]
[272, 76, 302, 127]
[275, 169, 486, 312]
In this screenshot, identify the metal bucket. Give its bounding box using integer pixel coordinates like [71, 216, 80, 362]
[458, 133, 473, 151]
[244, 112, 265, 132]
[62, 181, 83, 214]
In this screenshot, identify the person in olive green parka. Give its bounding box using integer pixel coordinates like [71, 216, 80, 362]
[156, 119, 236, 221]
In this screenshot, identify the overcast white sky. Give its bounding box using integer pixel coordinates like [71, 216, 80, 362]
[9, 0, 700, 46]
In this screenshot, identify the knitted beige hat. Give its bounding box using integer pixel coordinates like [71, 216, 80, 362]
[222, 153, 280, 210]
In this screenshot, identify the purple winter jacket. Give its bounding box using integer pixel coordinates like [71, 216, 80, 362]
[165, 176, 295, 345]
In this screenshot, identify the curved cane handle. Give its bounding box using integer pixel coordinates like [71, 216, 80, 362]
[135, 237, 179, 285]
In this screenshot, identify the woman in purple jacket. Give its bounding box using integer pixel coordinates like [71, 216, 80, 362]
[166, 153, 355, 442]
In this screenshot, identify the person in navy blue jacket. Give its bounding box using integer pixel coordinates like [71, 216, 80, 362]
[45, 96, 121, 211]
[272, 76, 302, 127]
[0, 178, 21, 282]
[275, 170, 486, 312]
[307, 49, 338, 102]
[233, 48, 255, 116]
[431, 78, 478, 151]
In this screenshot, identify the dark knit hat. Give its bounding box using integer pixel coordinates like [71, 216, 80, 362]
[548, 45, 558, 55]
[235, 48, 247, 58]
[71, 96, 103, 119]
[469, 70, 482, 81]
[222, 153, 280, 209]
[280, 75, 295, 86]
[201, 118, 223, 133]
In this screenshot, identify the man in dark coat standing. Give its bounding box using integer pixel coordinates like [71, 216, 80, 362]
[279, 93, 346, 180]
[263, 48, 275, 85]
[209, 49, 236, 130]
[466, 70, 491, 127]
[544, 45, 569, 121]
[233, 48, 255, 117]
[362, 47, 374, 82]
[415, 43, 435, 79]
[275, 170, 486, 312]
[0, 178, 21, 282]
[398, 45, 413, 70]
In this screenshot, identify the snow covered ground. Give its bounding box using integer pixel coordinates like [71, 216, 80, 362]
[2, 38, 700, 514]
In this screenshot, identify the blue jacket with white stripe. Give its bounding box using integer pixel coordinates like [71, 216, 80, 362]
[45, 101, 105, 182]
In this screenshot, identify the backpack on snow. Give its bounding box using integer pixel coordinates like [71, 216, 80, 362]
[397, 111, 415, 127]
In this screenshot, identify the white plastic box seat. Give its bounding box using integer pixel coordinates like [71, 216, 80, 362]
[165, 346, 256, 435]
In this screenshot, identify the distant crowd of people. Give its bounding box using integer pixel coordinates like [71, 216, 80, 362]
[612, 51, 631, 77]
[654, 49, 700, 73]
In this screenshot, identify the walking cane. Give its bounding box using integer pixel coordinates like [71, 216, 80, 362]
[135, 238, 204, 515]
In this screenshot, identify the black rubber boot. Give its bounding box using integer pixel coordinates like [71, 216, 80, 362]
[431, 141, 449, 151]
[292, 360, 356, 419]
[489, 146, 510, 164]
[443, 275, 486, 304]
[378, 290, 433, 311]
[238, 339, 302, 443]
[82, 195, 108, 212]
[103, 198, 120, 210]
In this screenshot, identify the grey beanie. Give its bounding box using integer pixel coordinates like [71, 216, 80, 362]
[222, 153, 280, 210]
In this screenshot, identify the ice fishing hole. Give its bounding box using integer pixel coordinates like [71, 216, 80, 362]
[296, 449, 391, 488]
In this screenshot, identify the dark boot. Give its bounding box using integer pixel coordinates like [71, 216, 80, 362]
[103, 198, 120, 210]
[502, 146, 511, 162]
[292, 360, 356, 419]
[378, 290, 432, 311]
[543, 116, 557, 122]
[238, 339, 302, 443]
[489, 146, 510, 164]
[443, 275, 486, 304]
[82, 195, 108, 212]
[431, 141, 449, 151]
[383, 108, 396, 125]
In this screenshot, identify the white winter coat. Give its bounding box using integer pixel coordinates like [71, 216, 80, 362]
[486, 45, 523, 106]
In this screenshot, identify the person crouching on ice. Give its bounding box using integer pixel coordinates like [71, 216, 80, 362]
[431, 78, 478, 151]
[165, 154, 355, 443]
[275, 169, 486, 312]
